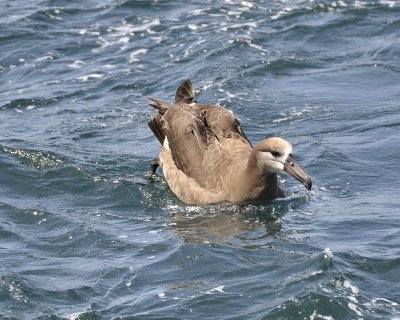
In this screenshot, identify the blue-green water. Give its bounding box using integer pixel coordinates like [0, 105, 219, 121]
[1, 1, 399, 319]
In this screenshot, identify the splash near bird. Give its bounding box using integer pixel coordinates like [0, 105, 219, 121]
[146, 79, 311, 205]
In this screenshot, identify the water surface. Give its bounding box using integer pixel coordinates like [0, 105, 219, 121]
[1, 0, 399, 319]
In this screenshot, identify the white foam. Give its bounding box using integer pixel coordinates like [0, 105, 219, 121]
[273, 108, 304, 124]
[227, 11, 242, 16]
[36, 55, 53, 62]
[310, 310, 334, 320]
[89, 31, 100, 36]
[68, 312, 83, 320]
[151, 36, 163, 44]
[247, 41, 269, 53]
[271, 7, 294, 20]
[109, 19, 160, 35]
[187, 24, 198, 30]
[371, 297, 398, 307]
[347, 295, 358, 303]
[186, 206, 202, 213]
[343, 280, 359, 295]
[77, 73, 104, 81]
[348, 302, 363, 317]
[379, 0, 396, 8]
[118, 36, 130, 44]
[200, 80, 214, 92]
[189, 8, 206, 16]
[241, 1, 254, 8]
[135, 18, 160, 33]
[129, 48, 148, 63]
[167, 205, 179, 210]
[68, 60, 86, 69]
[354, 0, 366, 8]
[206, 285, 225, 294]
[323, 248, 333, 260]
[158, 292, 166, 299]
[310, 270, 323, 277]
[94, 36, 112, 51]
[7, 280, 28, 303]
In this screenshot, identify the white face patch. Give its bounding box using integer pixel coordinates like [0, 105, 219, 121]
[285, 147, 293, 158]
[256, 151, 272, 162]
[256, 151, 284, 173]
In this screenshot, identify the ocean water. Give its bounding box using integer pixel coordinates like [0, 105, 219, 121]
[1, 0, 399, 319]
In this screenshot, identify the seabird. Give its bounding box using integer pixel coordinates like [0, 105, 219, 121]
[146, 79, 312, 205]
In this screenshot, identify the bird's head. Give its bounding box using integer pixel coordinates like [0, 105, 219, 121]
[254, 137, 312, 191]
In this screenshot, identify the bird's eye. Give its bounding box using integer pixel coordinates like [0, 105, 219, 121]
[271, 151, 281, 157]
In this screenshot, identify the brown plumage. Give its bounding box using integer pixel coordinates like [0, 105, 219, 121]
[147, 79, 311, 205]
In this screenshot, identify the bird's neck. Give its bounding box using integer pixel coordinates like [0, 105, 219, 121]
[242, 150, 282, 200]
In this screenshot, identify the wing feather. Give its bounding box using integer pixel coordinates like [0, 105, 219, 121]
[147, 79, 253, 195]
[162, 104, 211, 187]
[195, 104, 252, 146]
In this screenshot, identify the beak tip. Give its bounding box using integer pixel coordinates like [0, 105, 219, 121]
[304, 178, 312, 191]
[283, 154, 312, 192]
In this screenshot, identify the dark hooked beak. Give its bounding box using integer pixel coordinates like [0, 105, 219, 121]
[283, 154, 312, 191]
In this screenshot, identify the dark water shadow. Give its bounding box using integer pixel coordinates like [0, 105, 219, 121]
[164, 193, 309, 248]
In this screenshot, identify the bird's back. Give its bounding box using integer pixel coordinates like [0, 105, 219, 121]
[162, 102, 252, 192]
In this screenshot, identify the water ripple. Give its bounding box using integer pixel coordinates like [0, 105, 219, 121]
[1, 0, 400, 319]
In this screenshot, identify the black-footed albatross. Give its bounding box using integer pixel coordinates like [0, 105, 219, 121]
[146, 79, 312, 205]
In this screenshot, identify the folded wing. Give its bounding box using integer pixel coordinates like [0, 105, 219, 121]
[147, 79, 252, 190]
